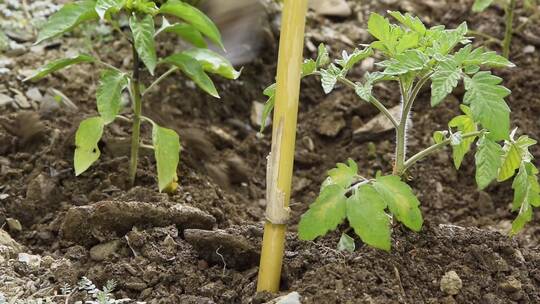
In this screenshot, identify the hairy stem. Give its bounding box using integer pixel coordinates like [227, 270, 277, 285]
[142, 67, 178, 96]
[503, 0, 516, 58]
[337, 76, 399, 128]
[128, 44, 142, 187]
[400, 130, 485, 174]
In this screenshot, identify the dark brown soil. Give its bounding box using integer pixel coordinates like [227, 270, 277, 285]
[1, 0, 540, 303]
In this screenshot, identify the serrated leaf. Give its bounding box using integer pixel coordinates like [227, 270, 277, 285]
[381, 50, 428, 75]
[36, 0, 98, 44]
[346, 184, 391, 251]
[162, 53, 219, 98]
[302, 59, 317, 77]
[475, 136, 503, 190]
[464, 72, 511, 140]
[449, 105, 477, 169]
[460, 46, 515, 68]
[183, 48, 240, 80]
[336, 48, 373, 73]
[96, 69, 128, 124]
[510, 162, 538, 236]
[259, 83, 275, 133]
[156, 18, 207, 48]
[431, 59, 462, 106]
[388, 11, 426, 35]
[95, 0, 125, 19]
[511, 200, 532, 236]
[130, 14, 157, 75]
[160, 0, 223, 49]
[498, 135, 537, 181]
[368, 13, 392, 44]
[473, 0, 495, 12]
[320, 64, 341, 94]
[337, 233, 355, 253]
[298, 184, 347, 240]
[74, 117, 104, 176]
[373, 175, 423, 232]
[316, 43, 330, 67]
[327, 159, 358, 189]
[24, 54, 95, 81]
[354, 81, 373, 102]
[428, 22, 468, 56]
[152, 124, 181, 192]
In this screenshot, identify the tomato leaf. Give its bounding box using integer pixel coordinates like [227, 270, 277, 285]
[24, 54, 95, 82]
[473, 0, 495, 12]
[498, 135, 537, 181]
[448, 105, 478, 169]
[475, 136, 503, 190]
[298, 184, 347, 240]
[159, 0, 224, 49]
[36, 0, 98, 44]
[152, 124, 181, 192]
[430, 59, 462, 106]
[161, 53, 219, 98]
[96, 69, 128, 124]
[346, 184, 391, 251]
[337, 233, 356, 253]
[326, 159, 358, 189]
[155, 17, 207, 48]
[130, 14, 157, 75]
[183, 48, 240, 80]
[373, 175, 423, 232]
[74, 117, 104, 176]
[95, 0, 125, 19]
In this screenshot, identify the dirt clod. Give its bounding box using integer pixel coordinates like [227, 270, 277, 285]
[89, 239, 122, 261]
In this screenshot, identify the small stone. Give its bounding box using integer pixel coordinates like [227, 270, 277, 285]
[264, 292, 301, 304]
[18, 253, 41, 268]
[90, 240, 121, 261]
[316, 113, 346, 137]
[41, 255, 55, 268]
[354, 105, 406, 137]
[523, 45, 535, 54]
[435, 182, 443, 193]
[0, 229, 24, 254]
[499, 277, 522, 293]
[301, 136, 315, 151]
[440, 271, 462, 295]
[6, 218, 22, 232]
[26, 88, 43, 103]
[309, 0, 351, 17]
[0, 93, 13, 107]
[251, 101, 271, 128]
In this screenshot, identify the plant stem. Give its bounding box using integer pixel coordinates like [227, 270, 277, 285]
[128, 44, 142, 187]
[400, 130, 485, 174]
[467, 30, 502, 46]
[503, 0, 516, 58]
[142, 67, 178, 96]
[337, 76, 399, 128]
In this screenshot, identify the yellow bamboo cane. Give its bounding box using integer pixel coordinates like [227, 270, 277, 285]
[257, 0, 309, 292]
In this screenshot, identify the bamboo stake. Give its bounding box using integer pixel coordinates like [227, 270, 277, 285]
[256, 0, 309, 292]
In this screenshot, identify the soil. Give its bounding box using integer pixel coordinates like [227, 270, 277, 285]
[1, 0, 540, 303]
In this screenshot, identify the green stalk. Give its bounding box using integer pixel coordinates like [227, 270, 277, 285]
[503, 0, 516, 58]
[400, 130, 485, 174]
[128, 44, 142, 187]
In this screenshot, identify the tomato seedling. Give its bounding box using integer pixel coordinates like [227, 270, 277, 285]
[263, 11, 539, 251]
[25, 0, 239, 191]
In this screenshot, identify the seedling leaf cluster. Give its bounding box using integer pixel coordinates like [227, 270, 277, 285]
[264, 11, 538, 251]
[26, 0, 239, 191]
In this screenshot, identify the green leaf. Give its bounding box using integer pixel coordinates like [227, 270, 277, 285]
[162, 53, 219, 98]
[337, 233, 355, 253]
[74, 117, 104, 176]
[183, 48, 240, 80]
[24, 54, 95, 82]
[433, 130, 447, 144]
[96, 70, 128, 124]
[458, 46, 515, 68]
[298, 184, 347, 240]
[130, 14, 157, 75]
[464, 72, 511, 140]
[473, 0, 494, 12]
[156, 17, 207, 48]
[388, 11, 426, 35]
[381, 50, 429, 75]
[36, 0, 98, 44]
[510, 162, 538, 235]
[259, 83, 276, 133]
[368, 13, 392, 44]
[95, 0, 125, 19]
[160, 0, 224, 49]
[475, 136, 503, 190]
[327, 159, 358, 189]
[320, 64, 341, 94]
[428, 22, 469, 56]
[336, 48, 373, 73]
[354, 81, 373, 102]
[430, 59, 462, 106]
[302, 59, 317, 77]
[373, 175, 423, 232]
[511, 199, 532, 236]
[152, 124, 181, 192]
[316, 43, 330, 67]
[448, 105, 478, 169]
[498, 135, 537, 181]
[346, 184, 391, 251]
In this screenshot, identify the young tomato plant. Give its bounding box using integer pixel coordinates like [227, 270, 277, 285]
[265, 11, 539, 251]
[25, 0, 239, 191]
